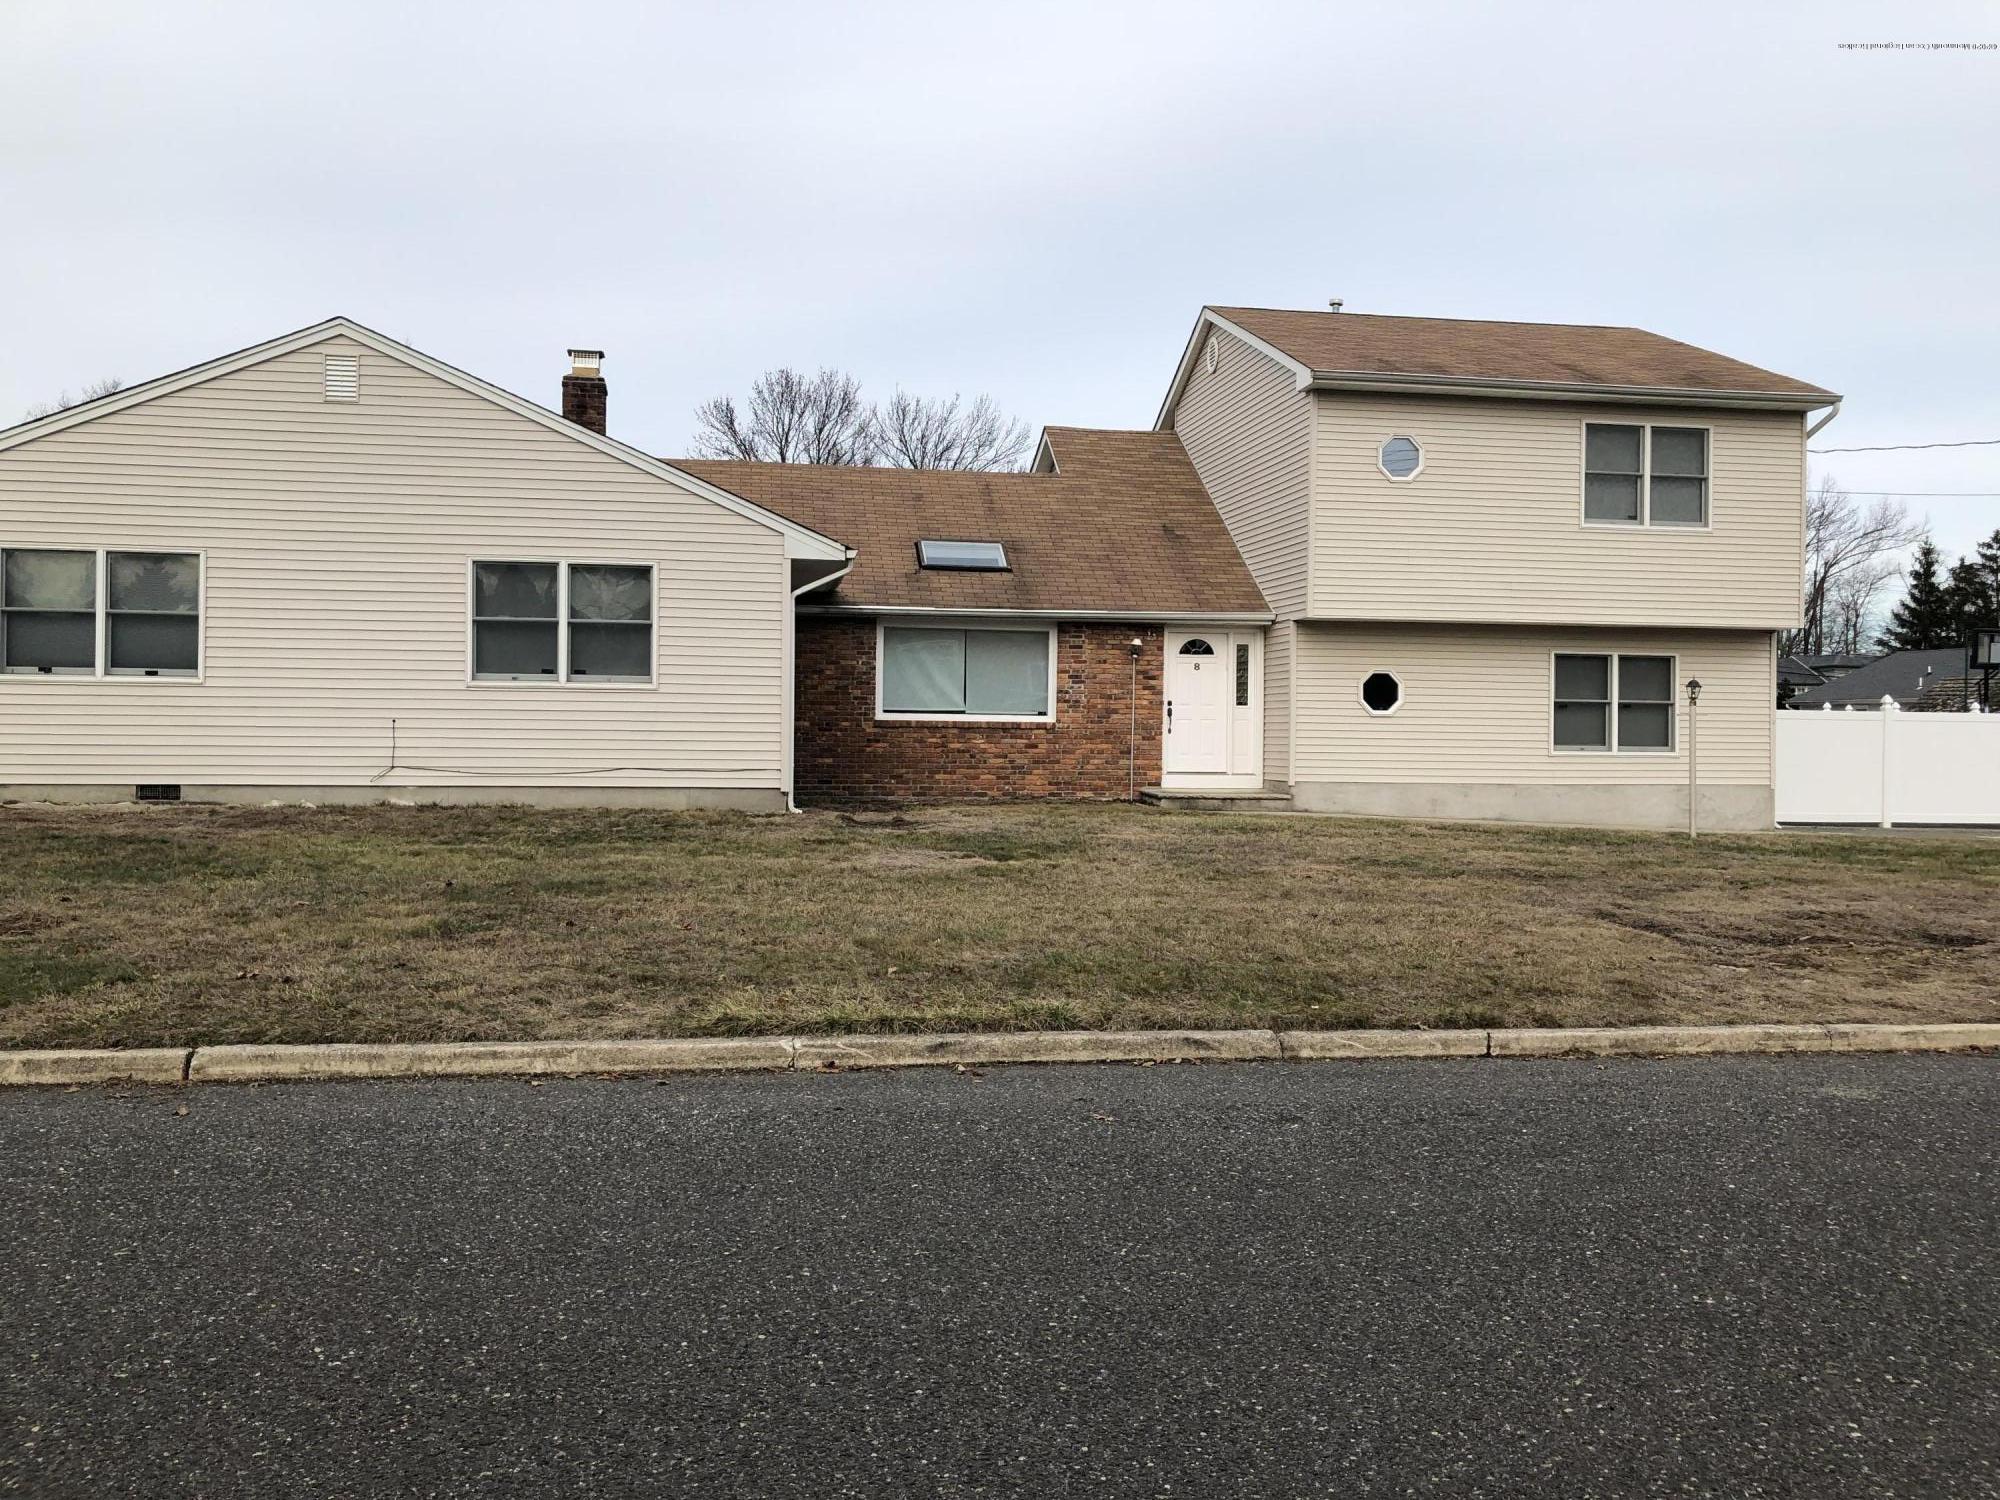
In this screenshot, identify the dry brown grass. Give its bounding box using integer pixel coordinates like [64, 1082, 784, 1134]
[2, 801, 1996, 1049]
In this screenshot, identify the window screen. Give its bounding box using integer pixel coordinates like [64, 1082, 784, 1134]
[1616, 655, 1674, 748]
[473, 562, 559, 679]
[3, 550, 97, 674]
[107, 552, 200, 675]
[567, 564, 652, 679]
[1583, 425, 1642, 523]
[1553, 653, 1611, 748]
[881, 627, 1049, 716]
[1648, 428, 1708, 526]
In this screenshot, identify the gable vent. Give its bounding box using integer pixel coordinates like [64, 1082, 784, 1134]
[323, 353, 359, 402]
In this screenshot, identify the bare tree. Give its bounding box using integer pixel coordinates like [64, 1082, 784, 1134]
[692, 368, 1029, 470]
[24, 377, 123, 422]
[691, 367, 876, 465]
[872, 389, 1030, 471]
[1785, 475, 1920, 657]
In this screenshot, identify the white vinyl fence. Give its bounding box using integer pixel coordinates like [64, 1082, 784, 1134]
[1777, 701, 2000, 827]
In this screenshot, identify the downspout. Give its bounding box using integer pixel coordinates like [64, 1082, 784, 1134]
[785, 555, 856, 813]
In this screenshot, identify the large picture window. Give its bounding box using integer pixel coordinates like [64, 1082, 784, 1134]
[1553, 653, 1676, 752]
[1, 548, 201, 678]
[878, 625, 1052, 719]
[472, 560, 653, 683]
[1583, 423, 1709, 528]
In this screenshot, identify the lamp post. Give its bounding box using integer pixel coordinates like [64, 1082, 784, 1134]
[1686, 678, 1702, 839]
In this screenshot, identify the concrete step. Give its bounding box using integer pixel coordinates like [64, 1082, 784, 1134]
[1138, 787, 1294, 813]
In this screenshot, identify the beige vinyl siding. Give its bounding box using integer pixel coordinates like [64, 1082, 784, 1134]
[1293, 623, 1775, 786]
[1170, 329, 1312, 618]
[1309, 394, 1806, 628]
[0, 335, 789, 789]
[1262, 619, 1292, 786]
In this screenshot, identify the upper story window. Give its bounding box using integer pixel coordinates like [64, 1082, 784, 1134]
[1378, 435, 1423, 481]
[878, 624, 1052, 720]
[916, 540, 1008, 571]
[471, 560, 654, 684]
[1583, 423, 1708, 528]
[1, 548, 202, 678]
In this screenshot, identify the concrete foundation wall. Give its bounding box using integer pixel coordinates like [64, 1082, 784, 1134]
[1289, 779, 1775, 832]
[0, 784, 787, 812]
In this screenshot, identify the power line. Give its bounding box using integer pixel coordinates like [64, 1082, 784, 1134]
[1809, 437, 2000, 453]
[1836, 490, 2000, 498]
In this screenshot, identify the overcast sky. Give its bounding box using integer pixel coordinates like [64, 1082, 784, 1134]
[3, 1, 1995, 559]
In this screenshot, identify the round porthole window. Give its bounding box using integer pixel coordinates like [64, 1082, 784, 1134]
[1378, 436, 1423, 481]
[1360, 670, 1402, 714]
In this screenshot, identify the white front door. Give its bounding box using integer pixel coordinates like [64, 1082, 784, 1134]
[1165, 634, 1229, 774]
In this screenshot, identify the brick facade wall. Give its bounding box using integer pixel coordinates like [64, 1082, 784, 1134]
[794, 618, 1164, 803]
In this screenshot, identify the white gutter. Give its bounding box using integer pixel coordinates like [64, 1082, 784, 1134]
[1304, 370, 1840, 412]
[1805, 399, 1843, 440]
[798, 604, 1275, 625]
[784, 555, 856, 813]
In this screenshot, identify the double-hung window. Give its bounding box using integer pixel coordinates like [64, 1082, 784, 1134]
[878, 625, 1052, 720]
[471, 560, 653, 683]
[1583, 423, 1709, 527]
[1553, 653, 1675, 752]
[1, 548, 201, 677]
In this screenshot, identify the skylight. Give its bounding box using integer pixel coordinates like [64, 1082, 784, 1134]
[917, 540, 1008, 571]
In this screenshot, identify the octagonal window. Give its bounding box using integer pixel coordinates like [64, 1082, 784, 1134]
[1360, 670, 1402, 714]
[1378, 436, 1423, 481]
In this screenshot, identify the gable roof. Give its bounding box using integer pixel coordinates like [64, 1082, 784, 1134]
[1160, 306, 1838, 425]
[0, 317, 849, 562]
[1787, 649, 1969, 708]
[676, 428, 1270, 619]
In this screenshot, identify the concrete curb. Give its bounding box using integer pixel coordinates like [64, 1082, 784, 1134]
[188, 1037, 800, 1082]
[2, 1023, 1994, 1087]
[0, 1047, 191, 1087]
[1280, 1028, 1488, 1059]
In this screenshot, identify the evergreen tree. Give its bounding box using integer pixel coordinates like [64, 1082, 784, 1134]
[1943, 552, 1998, 645]
[1878, 537, 1957, 650]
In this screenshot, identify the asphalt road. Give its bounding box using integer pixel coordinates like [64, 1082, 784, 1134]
[3, 1056, 1996, 1499]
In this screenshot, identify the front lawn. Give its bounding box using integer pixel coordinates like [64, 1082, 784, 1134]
[3, 802, 1996, 1048]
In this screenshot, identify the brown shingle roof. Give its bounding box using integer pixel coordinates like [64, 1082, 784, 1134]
[1210, 306, 1837, 403]
[675, 428, 1268, 616]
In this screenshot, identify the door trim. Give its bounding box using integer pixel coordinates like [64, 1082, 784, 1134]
[1162, 627, 1264, 789]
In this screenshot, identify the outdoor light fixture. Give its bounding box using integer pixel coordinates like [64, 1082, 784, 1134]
[1685, 679, 1702, 839]
[1129, 637, 1143, 656]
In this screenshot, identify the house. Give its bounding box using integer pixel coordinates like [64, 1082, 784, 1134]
[1156, 306, 1836, 830]
[1800, 652, 1874, 680]
[1786, 648, 1972, 710]
[0, 305, 1835, 830]
[1777, 655, 1828, 703]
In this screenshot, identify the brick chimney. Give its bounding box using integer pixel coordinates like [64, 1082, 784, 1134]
[562, 349, 607, 435]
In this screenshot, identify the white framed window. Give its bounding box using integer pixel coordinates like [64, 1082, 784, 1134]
[1552, 652, 1676, 752]
[875, 621, 1055, 722]
[1359, 669, 1402, 714]
[470, 560, 655, 685]
[1582, 422, 1709, 528]
[1377, 436, 1424, 481]
[916, 540, 1008, 571]
[1, 547, 203, 679]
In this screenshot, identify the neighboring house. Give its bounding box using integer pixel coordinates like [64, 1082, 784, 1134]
[0, 305, 1835, 829]
[1800, 652, 1874, 681]
[1156, 306, 1836, 830]
[1777, 655, 1828, 703]
[1786, 648, 1972, 710]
